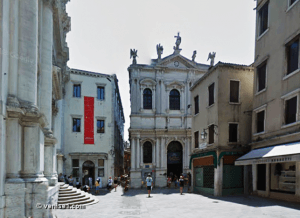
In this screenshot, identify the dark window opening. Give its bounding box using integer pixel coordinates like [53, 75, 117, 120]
[143, 88, 152, 109]
[287, 40, 299, 75]
[290, 0, 297, 6]
[73, 84, 81, 97]
[143, 142, 152, 163]
[169, 89, 180, 110]
[194, 131, 199, 148]
[208, 125, 214, 144]
[97, 120, 105, 133]
[259, 2, 269, 35]
[285, 96, 297, 125]
[208, 83, 215, 106]
[97, 86, 105, 100]
[194, 96, 199, 114]
[256, 110, 265, 133]
[72, 159, 79, 167]
[72, 118, 81, 132]
[230, 81, 239, 103]
[257, 63, 267, 92]
[229, 123, 238, 142]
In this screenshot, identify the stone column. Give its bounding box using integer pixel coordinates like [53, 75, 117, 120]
[140, 88, 143, 110]
[131, 138, 135, 170]
[187, 138, 191, 168]
[8, 0, 19, 98]
[181, 88, 185, 112]
[156, 138, 160, 168]
[56, 153, 63, 175]
[44, 135, 57, 186]
[214, 158, 223, 196]
[153, 88, 156, 111]
[296, 162, 300, 197]
[5, 118, 22, 181]
[17, 0, 38, 107]
[39, 0, 53, 129]
[136, 138, 140, 168]
[161, 137, 165, 169]
[266, 163, 270, 196]
[153, 141, 156, 165]
[160, 80, 163, 113]
[252, 164, 257, 192]
[141, 142, 144, 165]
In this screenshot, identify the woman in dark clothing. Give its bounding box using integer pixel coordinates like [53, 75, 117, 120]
[179, 176, 184, 195]
[114, 177, 118, 192]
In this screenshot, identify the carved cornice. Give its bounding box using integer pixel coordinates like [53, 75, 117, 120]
[164, 80, 185, 91]
[52, 66, 63, 100]
[140, 138, 155, 146]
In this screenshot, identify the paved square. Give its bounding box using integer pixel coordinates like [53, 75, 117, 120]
[53, 187, 300, 218]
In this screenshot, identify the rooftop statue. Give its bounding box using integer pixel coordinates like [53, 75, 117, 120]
[207, 52, 216, 67]
[130, 49, 138, 65]
[192, 50, 197, 62]
[173, 32, 181, 51]
[156, 44, 164, 61]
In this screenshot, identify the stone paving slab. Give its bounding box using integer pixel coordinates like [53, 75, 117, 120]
[53, 186, 300, 218]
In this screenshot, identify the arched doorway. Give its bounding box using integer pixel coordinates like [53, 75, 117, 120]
[167, 141, 183, 179]
[82, 160, 95, 186]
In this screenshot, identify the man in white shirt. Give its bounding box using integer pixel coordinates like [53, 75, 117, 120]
[108, 177, 113, 191]
[146, 173, 153, 198]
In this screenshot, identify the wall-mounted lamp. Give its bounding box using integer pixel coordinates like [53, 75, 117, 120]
[201, 124, 218, 140]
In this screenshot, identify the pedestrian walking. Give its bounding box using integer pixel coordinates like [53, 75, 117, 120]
[167, 176, 172, 188]
[174, 175, 178, 188]
[114, 177, 118, 191]
[117, 175, 121, 185]
[179, 176, 184, 195]
[108, 177, 113, 191]
[69, 175, 74, 186]
[95, 178, 100, 194]
[187, 172, 192, 193]
[146, 173, 153, 198]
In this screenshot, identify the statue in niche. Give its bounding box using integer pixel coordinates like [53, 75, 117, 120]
[173, 32, 181, 50]
[156, 44, 164, 61]
[207, 52, 216, 66]
[130, 49, 138, 65]
[192, 50, 197, 62]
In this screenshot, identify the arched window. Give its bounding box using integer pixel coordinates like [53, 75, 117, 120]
[143, 141, 152, 163]
[143, 88, 152, 109]
[169, 89, 180, 110]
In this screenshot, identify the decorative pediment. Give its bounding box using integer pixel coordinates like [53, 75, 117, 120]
[140, 138, 155, 146]
[139, 78, 157, 90]
[157, 54, 196, 69]
[164, 80, 185, 92]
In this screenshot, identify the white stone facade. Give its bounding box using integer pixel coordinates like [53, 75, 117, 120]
[60, 69, 125, 188]
[128, 47, 209, 188]
[0, 0, 71, 217]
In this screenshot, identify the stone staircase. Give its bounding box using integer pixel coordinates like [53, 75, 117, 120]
[58, 183, 99, 206]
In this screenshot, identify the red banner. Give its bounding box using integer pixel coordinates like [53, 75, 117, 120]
[84, 96, 94, 144]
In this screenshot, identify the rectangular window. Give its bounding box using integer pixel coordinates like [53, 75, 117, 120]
[97, 120, 105, 133]
[230, 81, 239, 103]
[229, 123, 238, 142]
[72, 159, 79, 177]
[72, 118, 81, 132]
[285, 96, 297, 124]
[256, 110, 265, 133]
[258, 1, 269, 36]
[73, 84, 81, 97]
[194, 131, 199, 148]
[257, 63, 267, 92]
[208, 125, 214, 144]
[287, 39, 299, 75]
[97, 86, 105, 100]
[208, 83, 215, 106]
[98, 159, 104, 177]
[194, 96, 199, 114]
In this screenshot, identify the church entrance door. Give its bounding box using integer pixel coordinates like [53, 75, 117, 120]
[167, 141, 183, 180]
[82, 160, 95, 186]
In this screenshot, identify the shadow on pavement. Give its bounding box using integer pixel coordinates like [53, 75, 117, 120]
[199, 193, 300, 211]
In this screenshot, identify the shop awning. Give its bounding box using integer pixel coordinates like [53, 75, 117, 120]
[235, 141, 300, 165]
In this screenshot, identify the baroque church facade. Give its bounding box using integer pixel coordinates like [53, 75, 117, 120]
[128, 36, 210, 188]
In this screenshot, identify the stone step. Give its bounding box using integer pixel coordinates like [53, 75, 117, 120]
[58, 194, 86, 201]
[59, 190, 77, 194]
[58, 196, 90, 204]
[59, 192, 81, 197]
